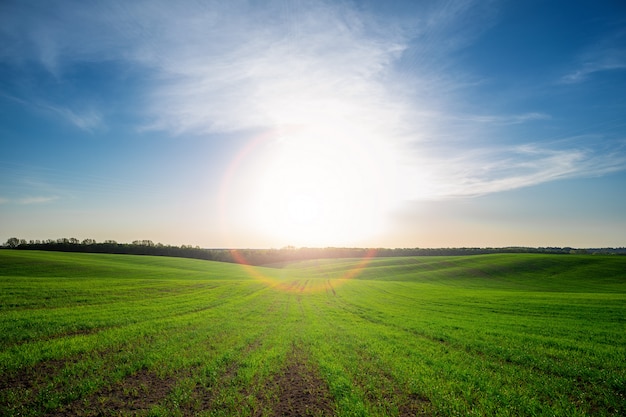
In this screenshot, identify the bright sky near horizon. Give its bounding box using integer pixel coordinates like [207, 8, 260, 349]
[1, 0, 625, 249]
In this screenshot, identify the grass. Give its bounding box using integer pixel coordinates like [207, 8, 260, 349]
[1, 250, 625, 416]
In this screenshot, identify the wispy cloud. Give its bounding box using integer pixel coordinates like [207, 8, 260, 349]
[133, 2, 411, 135]
[455, 112, 551, 125]
[0, 196, 58, 205]
[560, 30, 626, 84]
[0, 92, 103, 132]
[18, 196, 59, 205]
[1, 0, 624, 203]
[411, 140, 626, 199]
[44, 104, 103, 132]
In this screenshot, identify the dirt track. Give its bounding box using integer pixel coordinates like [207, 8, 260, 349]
[265, 345, 335, 416]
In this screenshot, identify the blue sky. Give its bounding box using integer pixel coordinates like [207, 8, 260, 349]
[1, 0, 625, 248]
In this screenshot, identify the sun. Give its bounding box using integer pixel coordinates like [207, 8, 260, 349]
[285, 193, 320, 226]
[219, 97, 403, 247]
[247, 131, 398, 246]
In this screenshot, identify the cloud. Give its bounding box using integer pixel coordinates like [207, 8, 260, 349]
[410, 140, 626, 199]
[560, 30, 626, 84]
[133, 1, 411, 135]
[2, 0, 624, 203]
[18, 196, 59, 205]
[44, 104, 103, 132]
[456, 112, 551, 125]
[0, 196, 58, 205]
[561, 58, 626, 84]
[0, 92, 103, 132]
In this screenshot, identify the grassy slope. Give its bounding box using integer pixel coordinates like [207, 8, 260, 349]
[1, 250, 625, 416]
[285, 253, 626, 291]
[282, 254, 626, 416]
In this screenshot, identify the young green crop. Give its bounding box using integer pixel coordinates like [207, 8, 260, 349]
[1, 250, 625, 416]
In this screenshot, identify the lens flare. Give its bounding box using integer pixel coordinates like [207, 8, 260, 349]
[228, 247, 378, 293]
[218, 131, 380, 290]
[219, 126, 399, 247]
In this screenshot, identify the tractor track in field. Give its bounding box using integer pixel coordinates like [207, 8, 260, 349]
[350, 343, 433, 417]
[325, 280, 336, 296]
[183, 337, 264, 415]
[3, 295, 235, 350]
[4, 326, 110, 349]
[257, 344, 335, 417]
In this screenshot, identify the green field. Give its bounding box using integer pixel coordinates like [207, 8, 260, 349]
[1, 250, 625, 416]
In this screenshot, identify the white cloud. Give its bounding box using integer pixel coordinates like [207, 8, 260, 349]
[0, 196, 59, 205]
[43, 103, 103, 132]
[18, 196, 59, 205]
[561, 58, 626, 84]
[561, 30, 626, 84]
[2, 0, 624, 204]
[455, 112, 551, 125]
[131, 1, 410, 136]
[409, 141, 626, 199]
[0, 92, 103, 132]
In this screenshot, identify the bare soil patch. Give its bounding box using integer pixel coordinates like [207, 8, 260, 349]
[1, 357, 71, 415]
[1, 358, 67, 393]
[47, 368, 175, 416]
[397, 392, 433, 417]
[263, 345, 335, 417]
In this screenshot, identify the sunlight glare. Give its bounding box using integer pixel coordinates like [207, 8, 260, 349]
[217, 89, 412, 248]
[234, 97, 402, 246]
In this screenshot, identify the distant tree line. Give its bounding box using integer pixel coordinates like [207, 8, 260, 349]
[2, 237, 625, 266]
[2, 237, 235, 263]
